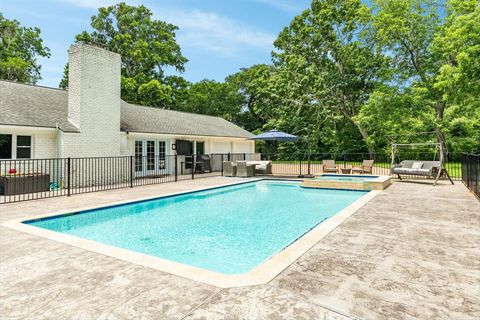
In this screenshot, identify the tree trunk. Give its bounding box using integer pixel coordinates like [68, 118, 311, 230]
[355, 122, 376, 159]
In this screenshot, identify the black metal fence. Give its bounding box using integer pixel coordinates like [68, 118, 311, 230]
[261, 152, 463, 180]
[462, 153, 479, 199]
[0, 151, 467, 204]
[0, 153, 261, 204]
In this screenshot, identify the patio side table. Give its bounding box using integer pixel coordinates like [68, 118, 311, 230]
[341, 168, 352, 174]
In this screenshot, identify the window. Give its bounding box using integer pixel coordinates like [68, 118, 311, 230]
[16, 136, 32, 159]
[135, 141, 143, 172]
[146, 140, 155, 171]
[0, 134, 12, 159]
[196, 142, 205, 155]
[158, 141, 166, 169]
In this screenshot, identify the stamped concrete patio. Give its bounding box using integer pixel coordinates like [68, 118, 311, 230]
[1, 177, 479, 319]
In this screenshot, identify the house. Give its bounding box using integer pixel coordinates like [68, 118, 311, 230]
[0, 43, 255, 177]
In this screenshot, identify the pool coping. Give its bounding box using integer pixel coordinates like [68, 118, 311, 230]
[2, 178, 380, 288]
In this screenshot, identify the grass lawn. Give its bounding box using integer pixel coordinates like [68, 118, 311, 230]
[270, 160, 462, 178]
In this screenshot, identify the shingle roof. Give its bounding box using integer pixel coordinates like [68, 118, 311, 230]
[120, 102, 253, 138]
[0, 80, 79, 132]
[0, 80, 254, 138]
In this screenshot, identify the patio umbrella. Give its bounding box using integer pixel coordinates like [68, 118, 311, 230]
[249, 129, 314, 178]
[249, 129, 299, 142]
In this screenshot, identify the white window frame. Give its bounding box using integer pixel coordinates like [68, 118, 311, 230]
[0, 134, 34, 160]
[134, 139, 169, 177]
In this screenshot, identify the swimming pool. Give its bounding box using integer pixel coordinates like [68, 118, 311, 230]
[25, 180, 367, 275]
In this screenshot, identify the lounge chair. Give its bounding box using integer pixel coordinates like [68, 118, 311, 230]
[223, 162, 237, 177]
[236, 161, 255, 178]
[352, 160, 374, 174]
[322, 160, 338, 173]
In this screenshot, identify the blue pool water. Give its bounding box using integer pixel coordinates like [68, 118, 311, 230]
[26, 181, 367, 274]
[317, 174, 379, 182]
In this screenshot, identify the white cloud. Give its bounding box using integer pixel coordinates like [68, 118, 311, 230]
[58, 0, 138, 9]
[55, 0, 276, 56]
[158, 9, 275, 56]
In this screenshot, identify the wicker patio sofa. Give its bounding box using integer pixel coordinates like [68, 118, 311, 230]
[246, 161, 272, 174]
[391, 160, 454, 185]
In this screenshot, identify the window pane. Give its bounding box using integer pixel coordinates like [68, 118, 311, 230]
[146, 141, 155, 171]
[17, 136, 31, 147]
[196, 142, 205, 155]
[158, 141, 166, 169]
[17, 147, 31, 159]
[0, 134, 12, 159]
[135, 141, 143, 172]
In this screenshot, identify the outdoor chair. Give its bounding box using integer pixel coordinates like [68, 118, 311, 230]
[322, 160, 338, 173]
[352, 160, 375, 174]
[195, 154, 212, 173]
[236, 161, 255, 178]
[223, 162, 237, 177]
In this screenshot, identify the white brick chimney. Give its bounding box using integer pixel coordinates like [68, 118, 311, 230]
[61, 43, 122, 157]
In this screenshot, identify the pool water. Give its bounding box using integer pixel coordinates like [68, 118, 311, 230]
[27, 181, 367, 274]
[317, 174, 379, 182]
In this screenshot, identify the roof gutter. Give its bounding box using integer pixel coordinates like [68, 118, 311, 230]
[124, 130, 254, 140]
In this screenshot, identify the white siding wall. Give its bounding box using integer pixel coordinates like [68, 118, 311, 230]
[233, 141, 254, 154]
[34, 133, 57, 158]
[209, 141, 232, 154]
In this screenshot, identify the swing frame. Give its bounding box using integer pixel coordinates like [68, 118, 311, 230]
[390, 142, 454, 186]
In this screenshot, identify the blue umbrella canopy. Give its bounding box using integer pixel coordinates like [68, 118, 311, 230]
[249, 129, 299, 142]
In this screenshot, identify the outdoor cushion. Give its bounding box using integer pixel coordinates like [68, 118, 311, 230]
[256, 164, 268, 171]
[411, 162, 424, 169]
[393, 168, 430, 175]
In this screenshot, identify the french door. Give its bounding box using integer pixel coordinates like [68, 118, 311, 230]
[135, 140, 167, 177]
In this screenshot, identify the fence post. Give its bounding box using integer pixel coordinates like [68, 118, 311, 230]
[191, 155, 195, 180]
[174, 154, 178, 182]
[67, 157, 71, 196]
[129, 155, 134, 188]
[221, 154, 224, 176]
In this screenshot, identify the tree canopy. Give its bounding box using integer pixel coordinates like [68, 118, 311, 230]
[0, 13, 50, 83]
[58, 2, 187, 109]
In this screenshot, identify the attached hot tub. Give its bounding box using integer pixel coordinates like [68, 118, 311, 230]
[301, 174, 392, 191]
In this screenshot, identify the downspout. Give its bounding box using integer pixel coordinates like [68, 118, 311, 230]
[56, 123, 61, 158]
[56, 123, 62, 187]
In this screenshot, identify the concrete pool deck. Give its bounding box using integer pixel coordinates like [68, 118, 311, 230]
[1, 177, 479, 319]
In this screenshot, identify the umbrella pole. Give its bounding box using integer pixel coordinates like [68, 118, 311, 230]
[298, 128, 315, 178]
[307, 129, 311, 176]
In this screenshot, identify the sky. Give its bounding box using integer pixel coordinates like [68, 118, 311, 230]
[1, 0, 311, 88]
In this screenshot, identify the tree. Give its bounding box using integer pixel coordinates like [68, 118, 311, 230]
[271, 0, 386, 156]
[372, 0, 448, 145]
[225, 64, 275, 132]
[59, 2, 187, 108]
[431, 0, 480, 107]
[180, 80, 244, 122]
[0, 13, 50, 83]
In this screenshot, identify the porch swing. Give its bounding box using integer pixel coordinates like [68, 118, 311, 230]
[390, 142, 454, 186]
